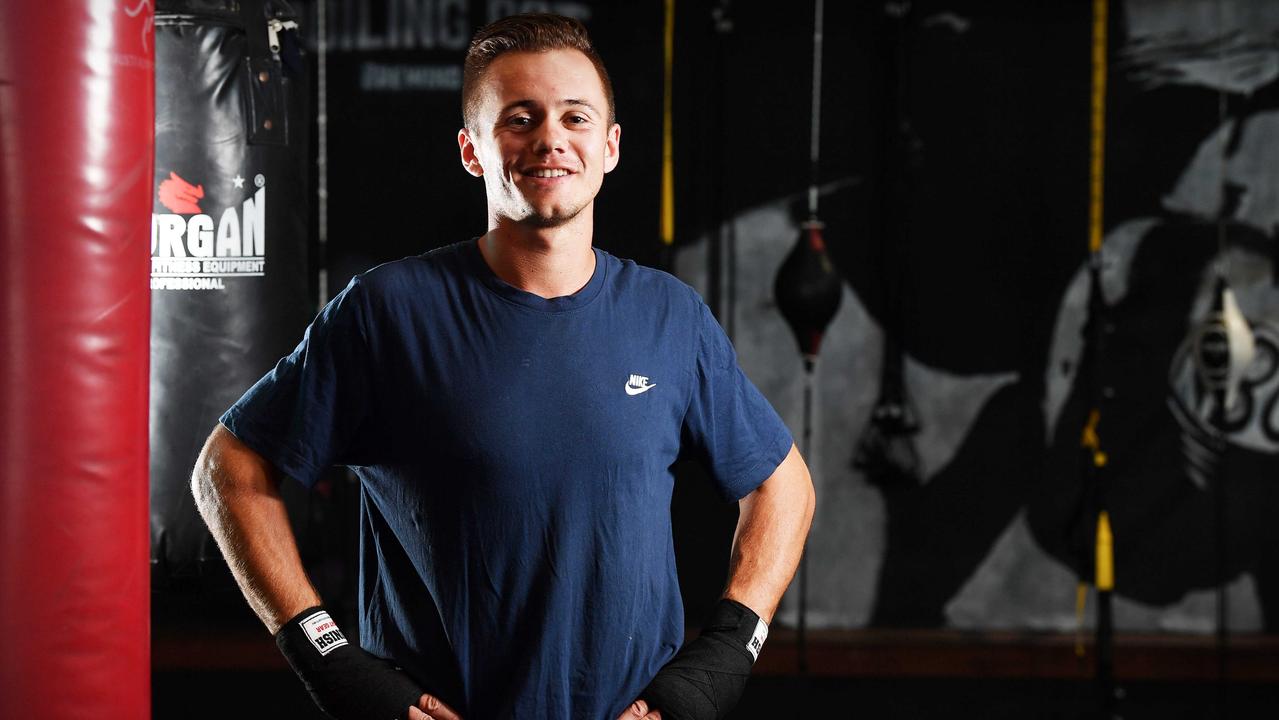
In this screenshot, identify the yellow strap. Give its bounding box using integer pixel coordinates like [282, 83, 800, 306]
[1088, 0, 1107, 254]
[1081, 6, 1111, 640]
[1075, 582, 1088, 657]
[660, 0, 675, 245]
[1080, 408, 1108, 467]
[1096, 511, 1114, 591]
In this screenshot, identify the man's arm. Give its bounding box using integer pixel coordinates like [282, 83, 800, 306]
[623, 443, 814, 720]
[190, 423, 320, 633]
[191, 424, 462, 720]
[723, 442, 815, 623]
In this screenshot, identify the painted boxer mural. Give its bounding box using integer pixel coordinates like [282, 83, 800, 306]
[678, 0, 1279, 633]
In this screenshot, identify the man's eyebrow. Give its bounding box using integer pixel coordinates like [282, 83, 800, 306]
[498, 100, 536, 116]
[496, 99, 601, 116]
[560, 99, 600, 115]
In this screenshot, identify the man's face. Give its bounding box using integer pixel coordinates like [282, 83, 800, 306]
[459, 49, 621, 229]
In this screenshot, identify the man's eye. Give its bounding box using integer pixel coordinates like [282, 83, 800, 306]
[566, 115, 588, 124]
[508, 116, 531, 127]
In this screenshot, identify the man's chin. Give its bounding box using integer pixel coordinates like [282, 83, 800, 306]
[519, 206, 584, 229]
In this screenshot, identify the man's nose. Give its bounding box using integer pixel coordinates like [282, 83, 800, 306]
[532, 121, 566, 154]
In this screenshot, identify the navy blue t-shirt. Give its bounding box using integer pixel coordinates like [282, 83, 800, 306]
[221, 240, 793, 720]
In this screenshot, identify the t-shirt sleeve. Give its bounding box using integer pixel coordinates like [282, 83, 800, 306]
[219, 277, 372, 488]
[682, 298, 794, 501]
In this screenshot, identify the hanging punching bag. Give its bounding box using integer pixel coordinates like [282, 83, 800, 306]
[774, 220, 843, 369]
[0, 2, 154, 718]
[150, 0, 311, 579]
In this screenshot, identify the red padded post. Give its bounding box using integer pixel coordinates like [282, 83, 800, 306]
[0, 2, 154, 718]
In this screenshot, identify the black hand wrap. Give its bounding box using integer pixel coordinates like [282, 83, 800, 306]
[641, 599, 768, 720]
[275, 606, 424, 720]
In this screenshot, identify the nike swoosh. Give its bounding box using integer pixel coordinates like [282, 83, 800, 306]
[625, 383, 656, 396]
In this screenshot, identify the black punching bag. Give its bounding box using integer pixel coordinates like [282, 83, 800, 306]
[150, 0, 311, 578]
[774, 220, 843, 369]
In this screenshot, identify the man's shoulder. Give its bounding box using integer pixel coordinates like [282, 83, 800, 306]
[600, 249, 701, 307]
[353, 240, 473, 297]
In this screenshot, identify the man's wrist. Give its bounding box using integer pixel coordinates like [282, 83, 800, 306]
[705, 598, 769, 662]
[276, 606, 351, 660]
[275, 605, 424, 720]
[640, 598, 765, 720]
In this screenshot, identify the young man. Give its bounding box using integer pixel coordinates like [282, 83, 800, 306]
[193, 14, 814, 720]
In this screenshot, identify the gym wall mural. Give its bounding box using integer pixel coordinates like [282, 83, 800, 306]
[149, 0, 1279, 638]
[676, 0, 1279, 635]
[1028, 0, 1279, 632]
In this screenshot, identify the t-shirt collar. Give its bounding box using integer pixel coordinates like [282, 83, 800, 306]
[465, 237, 607, 313]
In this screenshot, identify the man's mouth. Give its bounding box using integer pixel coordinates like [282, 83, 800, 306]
[524, 168, 573, 178]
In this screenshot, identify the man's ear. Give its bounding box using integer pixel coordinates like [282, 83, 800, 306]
[458, 128, 484, 177]
[603, 123, 621, 174]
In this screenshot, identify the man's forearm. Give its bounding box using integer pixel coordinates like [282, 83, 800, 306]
[630, 445, 813, 720]
[191, 424, 321, 634]
[723, 443, 815, 623]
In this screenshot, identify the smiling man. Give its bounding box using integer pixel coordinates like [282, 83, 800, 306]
[192, 14, 814, 720]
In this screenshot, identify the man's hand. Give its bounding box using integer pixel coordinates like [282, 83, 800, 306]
[408, 692, 464, 720]
[273, 605, 464, 720]
[615, 699, 661, 720]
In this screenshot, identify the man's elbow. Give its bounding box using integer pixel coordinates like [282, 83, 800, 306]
[190, 423, 274, 518]
[794, 452, 816, 533]
[190, 425, 227, 520]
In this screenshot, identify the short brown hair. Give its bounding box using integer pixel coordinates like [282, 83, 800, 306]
[462, 13, 616, 129]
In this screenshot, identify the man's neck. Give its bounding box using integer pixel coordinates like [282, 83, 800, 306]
[478, 215, 596, 299]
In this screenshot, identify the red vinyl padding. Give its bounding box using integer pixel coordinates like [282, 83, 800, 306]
[0, 2, 154, 717]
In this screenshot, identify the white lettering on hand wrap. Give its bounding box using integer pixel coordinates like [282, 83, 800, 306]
[746, 618, 768, 662]
[300, 610, 349, 657]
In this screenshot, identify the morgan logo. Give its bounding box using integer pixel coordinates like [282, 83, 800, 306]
[151, 170, 267, 291]
[158, 171, 203, 214]
[300, 611, 348, 657]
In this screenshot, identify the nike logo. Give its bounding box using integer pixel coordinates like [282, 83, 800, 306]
[625, 374, 656, 396]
